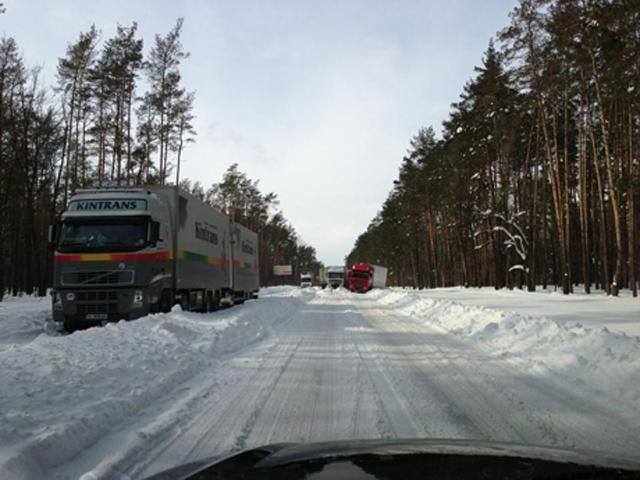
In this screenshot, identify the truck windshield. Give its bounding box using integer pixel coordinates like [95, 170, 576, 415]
[328, 272, 344, 279]
[352, 270, 370, 279]
[57, 216, 149, 253]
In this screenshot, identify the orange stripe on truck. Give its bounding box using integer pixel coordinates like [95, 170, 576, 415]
[54, 251, 173, 263]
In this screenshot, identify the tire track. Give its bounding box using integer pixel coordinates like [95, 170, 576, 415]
[347, 312, 427, 439]
[231, 338, 303, 451]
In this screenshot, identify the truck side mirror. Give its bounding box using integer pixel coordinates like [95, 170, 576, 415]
[48, 223, 58, 245]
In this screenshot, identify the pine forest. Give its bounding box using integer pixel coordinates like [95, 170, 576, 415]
[348, 0, 640, 296]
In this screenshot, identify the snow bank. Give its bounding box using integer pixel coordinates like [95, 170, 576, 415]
[0, 287, 313, 479]
[0, 295, 53, 351]
[396, 285, 640, 337]
[369, 288, 640, 415]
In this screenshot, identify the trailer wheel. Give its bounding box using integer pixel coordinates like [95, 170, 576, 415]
[180, 292, 190, 312]
[235, 292, 245, 305]
[206, 291, 218, 312]
[223, 291, 234, 308]
[194, 290, 207, 313]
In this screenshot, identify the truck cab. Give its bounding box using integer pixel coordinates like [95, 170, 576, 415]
[347, 263, 387, 293]
[347, 263, 375, 292]
[326, 266, 345, 289]
[300, 272, 312, 288]
[52, 188, 174, 332]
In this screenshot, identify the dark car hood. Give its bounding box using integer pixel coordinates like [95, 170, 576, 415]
[256, 438, 640, 469]
[146, 438, 640, 479]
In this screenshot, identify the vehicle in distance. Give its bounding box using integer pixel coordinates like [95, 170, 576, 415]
[318, 267, 328, 289]
[347, 263, 387, 293]
[300, 271, 312, 288]
[326, 265, 346, 289]
[146, 438, 640, 479]
[51, 186, 259, 332]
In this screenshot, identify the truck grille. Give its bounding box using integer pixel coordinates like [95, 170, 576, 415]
[62, 270, 134, 286]
[76, 291, 119, 302]
[75, 290, 119, 315]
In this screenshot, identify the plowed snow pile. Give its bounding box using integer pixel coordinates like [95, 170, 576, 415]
[368, 288, 640, 415]
[0, 296, 53, 351]
[0, 288, 310, 479]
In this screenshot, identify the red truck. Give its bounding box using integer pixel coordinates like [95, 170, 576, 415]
[347, 263, 388, 293]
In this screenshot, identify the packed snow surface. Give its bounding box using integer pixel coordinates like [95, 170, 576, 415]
[411, 285, 640, 337]
[0, 286, 639, 479]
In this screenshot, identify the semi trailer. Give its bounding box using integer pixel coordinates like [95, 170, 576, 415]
[347, 263, 387, 293]
[51, 185, 259, 332]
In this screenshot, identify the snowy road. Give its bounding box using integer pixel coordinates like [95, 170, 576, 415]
[2, 287, 639, 479]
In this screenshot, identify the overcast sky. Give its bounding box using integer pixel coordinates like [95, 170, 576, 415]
[3, 0, 517, 265]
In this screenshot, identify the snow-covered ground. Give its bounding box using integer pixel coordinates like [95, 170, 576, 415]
[0, 288, 311, 479]
[1, 286, 639, 479]
[0, 295, 56, 352]
[368, 288, 640, 419]
[411, 286, 640, 337]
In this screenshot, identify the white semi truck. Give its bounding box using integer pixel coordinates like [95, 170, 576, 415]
[51, 186, 259, 332]
[300, 272, 312, 288]
[326, 265, 346, 289]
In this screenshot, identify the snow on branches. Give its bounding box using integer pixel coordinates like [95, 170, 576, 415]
[474, 210, 529, 273]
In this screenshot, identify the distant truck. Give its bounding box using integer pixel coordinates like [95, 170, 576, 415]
[326, 265, 346, 289]
[347, 263, 387, 293]
[318, 267, 328, 289]
[51, 186, 259, 332]
[300, 272, 312, 288]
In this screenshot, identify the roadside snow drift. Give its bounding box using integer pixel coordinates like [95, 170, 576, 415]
[368, 288, 640, 416]
[0, 295, 52, 351]
[0, 287, 311, 479]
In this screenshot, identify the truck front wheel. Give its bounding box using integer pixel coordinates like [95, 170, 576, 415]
[63, 320, 79, 333]
[160, 290, 173, 313]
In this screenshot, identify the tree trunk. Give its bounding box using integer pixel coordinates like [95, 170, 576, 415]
[627, 110, 637, 296]
[539, 98, 569, 293]
[578, 96, 591, 293]
[528, 118, 540, 292]
[590, 52, 622, 295]
[562, 86, 573, 293]
[587, 103, 611, 294]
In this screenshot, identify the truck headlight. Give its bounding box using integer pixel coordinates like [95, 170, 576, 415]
[132, 289, 144, 306]
[66, 292, 76, 301]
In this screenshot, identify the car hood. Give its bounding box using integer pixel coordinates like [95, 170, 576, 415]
[146, 438, 640, 479]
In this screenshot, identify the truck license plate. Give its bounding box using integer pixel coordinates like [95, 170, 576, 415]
[86, 313, 108, 320]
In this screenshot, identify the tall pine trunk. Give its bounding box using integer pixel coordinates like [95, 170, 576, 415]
[578, 96, 591, 293]
[627, 110, 637, 296]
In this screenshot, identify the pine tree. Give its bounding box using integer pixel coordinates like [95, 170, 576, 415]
[349, 0, 640, 296]
[56, 26, 98, 200]
[143, 18, 190, 183]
